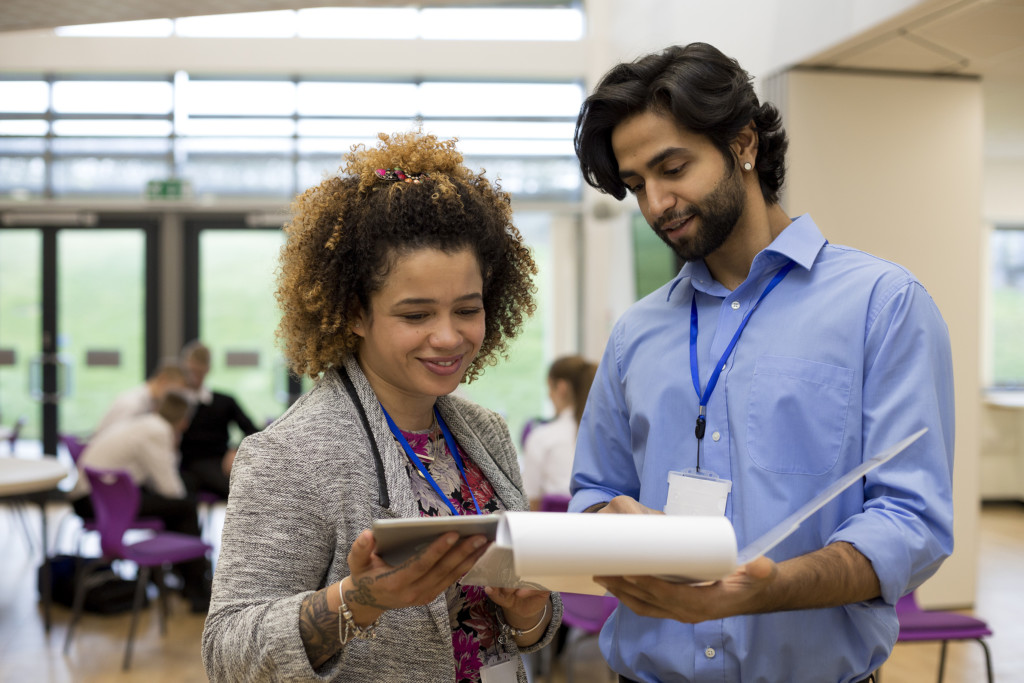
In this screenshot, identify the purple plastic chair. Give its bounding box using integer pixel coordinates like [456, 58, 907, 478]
[62, 436, 165, 546]
[881, 590, 994, 683]
[58, 433, 87, 462]
[62, 467, 211, 670]
[3, 415, 25, 453]
[538, 493, 619, 682]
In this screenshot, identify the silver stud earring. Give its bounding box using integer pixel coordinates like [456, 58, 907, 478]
[743, 162, 753, 171]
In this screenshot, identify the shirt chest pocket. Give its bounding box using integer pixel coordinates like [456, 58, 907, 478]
[746, 355, 854, 475]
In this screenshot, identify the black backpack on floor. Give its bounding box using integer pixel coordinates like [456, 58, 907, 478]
[39, 554, 149, 615]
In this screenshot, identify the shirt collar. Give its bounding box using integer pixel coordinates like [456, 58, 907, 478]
[667, 213, 825, 301]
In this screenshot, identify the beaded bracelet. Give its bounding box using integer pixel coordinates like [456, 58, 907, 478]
[337, 584, 380, 645]
[495, 601, 549, 642]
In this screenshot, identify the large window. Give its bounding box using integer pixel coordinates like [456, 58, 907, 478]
[991, 226, 1024, 387]
[0, 76, 582, 202]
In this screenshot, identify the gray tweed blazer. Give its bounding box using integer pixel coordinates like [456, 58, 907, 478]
[202, 356, 562, 682]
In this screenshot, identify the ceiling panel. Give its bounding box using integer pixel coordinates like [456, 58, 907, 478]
[0, 0, 554, 33]
[799, 0, 1024, 81]
[915, 0, 1024, 61]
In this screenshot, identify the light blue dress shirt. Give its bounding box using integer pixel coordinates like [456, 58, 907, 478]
[570, 214, 955, 683]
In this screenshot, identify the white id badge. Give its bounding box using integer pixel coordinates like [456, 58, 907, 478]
[479, 656, 518, 683]
[664, 468, 732, 516]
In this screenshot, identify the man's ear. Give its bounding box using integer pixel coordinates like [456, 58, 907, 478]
[731, 122, 759, 167]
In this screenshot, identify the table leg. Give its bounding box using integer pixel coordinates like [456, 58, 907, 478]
[36, 497, 52, 632]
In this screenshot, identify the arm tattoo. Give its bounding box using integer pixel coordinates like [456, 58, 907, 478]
[299, 587, 341, 670]
[346, 575, 388, 610]
[345, 545, 424, 610]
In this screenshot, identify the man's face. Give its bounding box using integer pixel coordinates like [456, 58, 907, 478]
[185, 358, 209, 389]
[611, 110, 746, 263]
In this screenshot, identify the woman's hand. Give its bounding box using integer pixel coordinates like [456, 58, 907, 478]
[343, 529, 490, 622]
[299, 529, 488, 669]
[485, 587, 552, 646]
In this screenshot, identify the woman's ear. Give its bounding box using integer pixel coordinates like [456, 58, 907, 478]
[350, 309, 367, 338]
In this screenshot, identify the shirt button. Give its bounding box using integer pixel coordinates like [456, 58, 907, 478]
[705, 647, 716, 658]
[731, 301, 740, 310]
[712, 431, 721, 441]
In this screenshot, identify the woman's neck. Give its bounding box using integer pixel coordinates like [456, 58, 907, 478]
[377, 394, 436, 432]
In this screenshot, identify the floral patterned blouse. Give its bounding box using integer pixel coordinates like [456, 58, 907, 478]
[398, 422, 510, 683]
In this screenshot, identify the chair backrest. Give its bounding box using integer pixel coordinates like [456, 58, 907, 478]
[6, 416, 25, 447]
[519, 417, 547, 449]
[895, 591, 923, 615]
[539, 493, 572, 513]
[60, 433, 88, 463]
[561, 592, 619, 634]
[84, 467, 141, 557]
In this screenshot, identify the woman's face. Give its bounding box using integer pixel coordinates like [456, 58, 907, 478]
[352, 247, 485, 422]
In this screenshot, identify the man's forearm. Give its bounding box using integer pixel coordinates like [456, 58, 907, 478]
[752, 541, 881, 614]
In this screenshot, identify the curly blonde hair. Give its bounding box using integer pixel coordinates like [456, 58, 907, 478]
[276, 131, 538, 381]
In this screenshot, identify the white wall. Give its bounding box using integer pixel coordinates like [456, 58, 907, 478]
[778, 69, 984, 609]
[978, 73, 1024, 500]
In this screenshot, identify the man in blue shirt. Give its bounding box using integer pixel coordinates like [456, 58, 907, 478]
[570, 42, 954, 683]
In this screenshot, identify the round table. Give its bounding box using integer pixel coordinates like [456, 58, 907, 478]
[0, 456, 71, 632]
[0, 456, 69, 496]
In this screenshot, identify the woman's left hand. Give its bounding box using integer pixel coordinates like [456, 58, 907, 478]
[484, 586, 551, 629]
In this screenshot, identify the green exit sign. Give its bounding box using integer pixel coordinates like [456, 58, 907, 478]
[146, 178, 191, 200]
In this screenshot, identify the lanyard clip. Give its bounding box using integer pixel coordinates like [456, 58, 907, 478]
[695, 415, 707, 440]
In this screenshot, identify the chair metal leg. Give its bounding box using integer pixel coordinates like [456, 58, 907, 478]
[976, 638, 994, 683]
[565, 636, 576, 683]
[937, 639, 948, 683]
[62, 557, 106, 655]
[154, 566, 168, 636]
[122, 565, 151, 671]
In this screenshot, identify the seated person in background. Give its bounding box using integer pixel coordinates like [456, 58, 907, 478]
[92, 359, 187, 436]
[70, 390, 211, 612]
[179, 340, 260, 499]
[521, 355, 597, 510]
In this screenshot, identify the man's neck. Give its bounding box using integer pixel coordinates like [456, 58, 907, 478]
[705, 203, 791, 290]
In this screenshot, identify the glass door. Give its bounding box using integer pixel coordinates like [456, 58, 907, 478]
[0, 221, 156, 456]
[57, 227, 153, 440]
[0, 229, 43, 454]
[185, 220, 296, 434]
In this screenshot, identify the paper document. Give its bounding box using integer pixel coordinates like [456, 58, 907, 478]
[735, 427, 927, 564]
[372, 428, 926, 596]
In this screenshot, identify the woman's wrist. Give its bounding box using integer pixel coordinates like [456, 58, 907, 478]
[336, 576, 385, 626]
[496, 597, 552, 646]
[502, 602, 548, 631]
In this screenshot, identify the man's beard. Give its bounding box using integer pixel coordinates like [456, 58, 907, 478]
[653, 165, 746, 263]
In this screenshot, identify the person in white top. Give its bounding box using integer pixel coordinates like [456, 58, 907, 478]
[71, 390, 211, 611]
[91, 359, 187, 437]
[521, 355, 598, 510]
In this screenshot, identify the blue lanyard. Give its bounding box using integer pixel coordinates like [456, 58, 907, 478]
[689, 260, 796, 468]
[380, 404, 482, 516]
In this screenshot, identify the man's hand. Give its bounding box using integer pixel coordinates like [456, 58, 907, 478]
[593, 541, 879, 623]
[592, 495, 662, 515]
[594, 556, 777, 622]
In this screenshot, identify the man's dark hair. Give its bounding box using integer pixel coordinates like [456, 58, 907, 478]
[574, 42, 788, 204]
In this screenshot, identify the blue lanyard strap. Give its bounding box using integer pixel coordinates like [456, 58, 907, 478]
[380, 404, 483, 516]
[689, 260, 797, 444]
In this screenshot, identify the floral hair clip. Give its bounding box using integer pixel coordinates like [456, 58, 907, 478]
[375, 167, 430, 184]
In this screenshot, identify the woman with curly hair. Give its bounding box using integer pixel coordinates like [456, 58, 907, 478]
[203, 131, 561, 682]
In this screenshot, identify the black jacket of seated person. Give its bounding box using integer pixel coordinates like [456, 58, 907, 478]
[179, 391, 259, 500]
